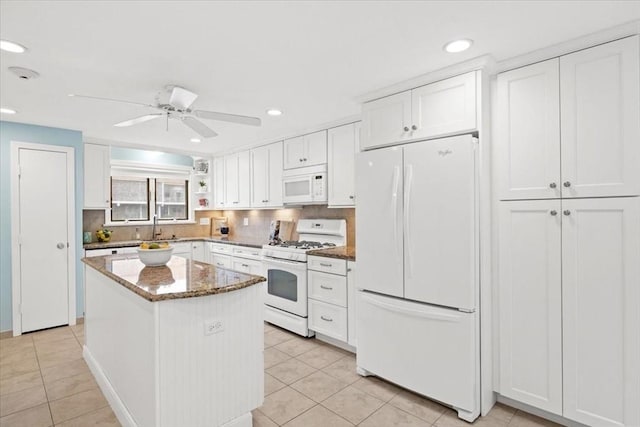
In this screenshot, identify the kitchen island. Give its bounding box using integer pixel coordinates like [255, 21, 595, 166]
[82, 254, 266, 427]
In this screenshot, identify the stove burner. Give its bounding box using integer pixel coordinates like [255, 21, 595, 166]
[273, 240, 336, 250]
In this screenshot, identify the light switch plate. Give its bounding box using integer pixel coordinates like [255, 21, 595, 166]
[199, 217, 210, 225]
[243, 217, 249, 226]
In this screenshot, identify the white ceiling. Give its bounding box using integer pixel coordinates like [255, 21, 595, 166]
[1, 1, 639, 155]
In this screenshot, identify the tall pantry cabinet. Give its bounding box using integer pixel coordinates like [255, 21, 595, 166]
[496, 35, 640, 427]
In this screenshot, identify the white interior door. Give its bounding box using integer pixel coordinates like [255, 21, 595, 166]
[403, 135, 477, 310]
[355, 147, 403, 297]
[498, 199, 562, 415]
[18, 148, 70, 332]
[562, 197, 640, 427]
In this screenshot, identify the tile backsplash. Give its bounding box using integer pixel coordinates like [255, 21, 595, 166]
[83, 206, 355, 246]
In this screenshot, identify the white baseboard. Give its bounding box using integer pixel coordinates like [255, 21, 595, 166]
[314, 332, 356, 353]
[83, 346, 138, 427]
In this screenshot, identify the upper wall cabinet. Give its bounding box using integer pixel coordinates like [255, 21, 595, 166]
[224, 151, 250, 208]
[328, 122, 360, 207]
[283, 130, 327, 169]
[497, 36, 640, 200]
[361, 71, 477, 150]
[212, 157, 225, 209]
[251, 141, 283, 208]
[84, 143, 111, 209]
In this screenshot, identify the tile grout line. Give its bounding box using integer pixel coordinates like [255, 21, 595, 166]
[31, 335, 56, 427]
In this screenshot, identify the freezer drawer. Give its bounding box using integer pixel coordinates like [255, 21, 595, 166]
[357, 291, 478, 419]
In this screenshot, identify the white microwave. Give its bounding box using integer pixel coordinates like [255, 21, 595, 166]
[282, 164, 328, 205]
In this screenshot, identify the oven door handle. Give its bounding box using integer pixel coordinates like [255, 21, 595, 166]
[262, 257, 307, 271]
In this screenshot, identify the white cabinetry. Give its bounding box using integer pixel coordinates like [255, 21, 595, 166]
[224, 151, 250, 208]
[283, 130, 327, 169]
[84, 246, 136, 257]
[361, 71, 477, 150]
[498, 198, 640, 426]
[328, 122, 359, 207]
[84, 143, 111, 209]
[212, 157, 225, 209]
[497, 36, 640, 200]
[171, 242, 192, 261]
[191, 241, 207, 263]
[209, 242, 263, 273]
[346, 261, 356, 347]
[251, 141, 283, 208]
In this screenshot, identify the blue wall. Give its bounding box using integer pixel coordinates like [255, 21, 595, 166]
[0, 121, 83, 332]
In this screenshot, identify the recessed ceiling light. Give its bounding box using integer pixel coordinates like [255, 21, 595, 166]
[0, 107, 17, 114]
[266, 109, 282, 116]
[190, 138, 201, 143]
[0, 40, 27, 53]
[444, 39, 473, 53]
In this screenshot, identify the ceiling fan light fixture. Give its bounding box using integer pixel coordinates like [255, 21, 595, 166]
[190, 138, 201, 143]
[444, 39, 473, 53]
[266, 109, 282, 116]
[1, 107, 17, 114]
[0, 39, 27, 53]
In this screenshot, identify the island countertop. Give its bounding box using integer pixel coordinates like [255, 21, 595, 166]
[82, 254, 265, 302]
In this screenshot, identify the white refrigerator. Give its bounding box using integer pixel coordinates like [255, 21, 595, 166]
[355, 134, 480, 422]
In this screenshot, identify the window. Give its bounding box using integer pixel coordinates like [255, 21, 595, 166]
[111, 177, 150, 222]
[109, 176, 190, 223]
[155, 179, 188, 220]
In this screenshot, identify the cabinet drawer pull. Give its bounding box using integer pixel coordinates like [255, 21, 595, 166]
[320, 316, 333, 322]
[241, 263, 249, 268]
[319, 262, 333, 267]
[320, 285, 333, 290]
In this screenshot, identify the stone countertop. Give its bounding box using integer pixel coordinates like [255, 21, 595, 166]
[82, 255, 265, 302]
[307, 246, 356, 261]
[83, 236, 268, 250]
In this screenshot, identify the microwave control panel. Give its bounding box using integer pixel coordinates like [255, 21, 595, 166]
[313, 175, 325, 197]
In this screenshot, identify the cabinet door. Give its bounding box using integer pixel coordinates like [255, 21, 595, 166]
[237, 150, 251, 208]
[213, 157, 225, 209]
[211, 253, 232, 269]
[328, 123, 358, 207]
[283, 136, 305, 170]
[250, 145, 269, 207]
[266, 141, 283, 207]
[403, 135, 476, 310]
[84, 144, 110, 209]
[411, 71, 477, 141]
[192, 242, 207, 263]
[560, 36, 640, 198]
[347, 261, 357, 347]
[496, 59, 561, 200]
[562, 197, 640, 427]
[361, 91, 412, 150]
[304, 130, 327, 167]
[498, 200, 562, 415]
[355, 147, 403, 297]
[224, 154, 239, 206]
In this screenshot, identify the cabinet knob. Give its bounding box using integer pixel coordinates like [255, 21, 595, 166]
[403, 126, 410, 132]
[106, 200, 110, 203]
[299, 158, 303, 162]
[563, 210, 571, 216]
[349, 195, 354, 199]
[563, 181, 571, 188]
[303, 158, 307, 161]
[549, 182, 557, 189]
[411, 124, 418, 131]
[550, 210, 558, 216]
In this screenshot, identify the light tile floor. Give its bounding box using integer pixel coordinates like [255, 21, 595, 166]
[0, 323, 563, 427]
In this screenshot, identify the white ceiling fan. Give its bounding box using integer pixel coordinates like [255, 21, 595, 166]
[69, 85, 261, 139]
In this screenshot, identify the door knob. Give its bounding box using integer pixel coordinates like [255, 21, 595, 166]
[550, 210, 558, 216]
[411, 125, 418, 131]
[549, 182, 557, 189]
[563, 210, 571, 216]
[563, 181, 571, 188]
[56, 242, 65, 249]
[403, 126, 410, 132]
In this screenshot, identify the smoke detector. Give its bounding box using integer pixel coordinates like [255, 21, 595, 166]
[8, 66, 40, 80]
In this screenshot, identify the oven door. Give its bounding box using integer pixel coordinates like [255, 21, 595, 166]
[262, 257, 308, 317]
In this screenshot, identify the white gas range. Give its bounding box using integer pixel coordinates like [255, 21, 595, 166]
[262, 219, 346, 336]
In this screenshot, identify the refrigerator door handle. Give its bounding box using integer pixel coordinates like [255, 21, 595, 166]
[362, 292, 465, 321]
[404, 164, 414, 277]
[392, 166, 401, 255]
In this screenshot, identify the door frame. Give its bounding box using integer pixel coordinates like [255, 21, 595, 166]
[10, 141, 76, 336]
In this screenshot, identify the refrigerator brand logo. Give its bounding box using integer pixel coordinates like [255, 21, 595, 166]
[438, 149, 453, 156]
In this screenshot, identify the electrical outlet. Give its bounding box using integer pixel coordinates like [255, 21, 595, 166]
[243, 217, 249, 226]
[204, 320, 224, 335]
[199, 217, 210, 225]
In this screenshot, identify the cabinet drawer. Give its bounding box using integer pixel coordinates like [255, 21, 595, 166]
[308, 256, 347, 275]
[231, 258, 263, 275]
[211, 254, 232, 269]
[308, 300, 347, 342]
[308, 270, 347, 307]
[232, 246, 262, 260]
[210, 243, 232, 254]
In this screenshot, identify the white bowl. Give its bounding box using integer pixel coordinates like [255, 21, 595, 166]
[136, 246, 174, 267]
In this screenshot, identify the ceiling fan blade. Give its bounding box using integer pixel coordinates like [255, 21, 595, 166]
[114, 114, 163, 127]
[169, 86, 198, 110]
[182, 117, 218, 138]
[69, 94, 156, 108]
[194, 110, 261, 127]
